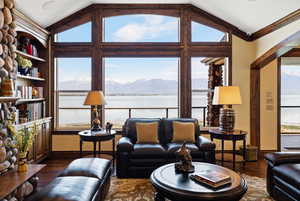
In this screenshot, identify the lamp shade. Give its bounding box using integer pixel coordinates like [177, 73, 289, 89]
[84, 91, 106, 106]
[213, 86, 242, 105]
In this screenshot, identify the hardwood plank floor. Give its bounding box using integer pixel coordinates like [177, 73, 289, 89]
[37, 153, 268, 188]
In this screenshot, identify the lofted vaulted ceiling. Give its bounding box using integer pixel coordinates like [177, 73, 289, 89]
[16, 0, 300, 34]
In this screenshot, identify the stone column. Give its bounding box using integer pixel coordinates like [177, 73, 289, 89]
[207, 63, 223, 127]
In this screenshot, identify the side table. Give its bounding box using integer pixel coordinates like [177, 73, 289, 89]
[209, 129, 247, 170]
[78, 130, 116, 168]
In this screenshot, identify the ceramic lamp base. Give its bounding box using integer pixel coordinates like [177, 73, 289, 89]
[219, 108, 235, 132]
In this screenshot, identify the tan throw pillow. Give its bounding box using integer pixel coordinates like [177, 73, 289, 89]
[136, 122, 159, 144]
[172, 121, 195, 143]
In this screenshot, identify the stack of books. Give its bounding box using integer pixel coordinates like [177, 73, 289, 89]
[190, 170, 231, 189]
[17, 86, 43, 99]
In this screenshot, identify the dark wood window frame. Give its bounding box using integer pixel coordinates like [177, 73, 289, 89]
[49, 4, 232, 132]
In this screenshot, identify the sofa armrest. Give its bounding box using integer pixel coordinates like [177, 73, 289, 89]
[265, 152, 300, 166]
[197, 136, 216, 151]
[117, 137, 134, 152]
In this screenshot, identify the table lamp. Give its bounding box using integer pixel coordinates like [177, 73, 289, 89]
[84, 90, 106, 131]
[213, 86, 242, 132]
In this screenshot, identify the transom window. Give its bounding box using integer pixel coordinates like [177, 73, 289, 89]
[104, 15, 179, 42]
[192, 21, 226, 42]
[56, 22, 92, 42]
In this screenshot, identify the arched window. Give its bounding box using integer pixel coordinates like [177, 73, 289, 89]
[104, 15, 179, 42]
[192, 21, 226, 42]
[56, 22, 92, 42]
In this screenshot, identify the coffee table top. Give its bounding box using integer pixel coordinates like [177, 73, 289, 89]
[151, 162, 247, 200]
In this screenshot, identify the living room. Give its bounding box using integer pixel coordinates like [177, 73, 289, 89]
[0, 0, 300, 201]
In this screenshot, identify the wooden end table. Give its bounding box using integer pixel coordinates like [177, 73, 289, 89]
[209, 129, 247, 170]
[151, 162, 247, 201]
[78, 129, 116, 168]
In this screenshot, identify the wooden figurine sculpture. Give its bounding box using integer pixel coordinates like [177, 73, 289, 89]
[106, 122, 113, 134]
[175, 142, 195, 173]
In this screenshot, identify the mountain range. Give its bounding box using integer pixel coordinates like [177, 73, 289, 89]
[58, 73, 300, 95]
[59, 78, 208, 94]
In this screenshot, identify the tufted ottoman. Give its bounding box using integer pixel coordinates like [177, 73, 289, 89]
[27, 158, 112, 201]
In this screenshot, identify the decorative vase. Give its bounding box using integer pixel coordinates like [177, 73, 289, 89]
[18, 152, 28, 172]
[1, 79, 14, 97]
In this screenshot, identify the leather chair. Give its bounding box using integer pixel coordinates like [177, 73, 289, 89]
[27, 158, 112, 201]
[265, 152, 300, 201]
[117, 118, 216, 178]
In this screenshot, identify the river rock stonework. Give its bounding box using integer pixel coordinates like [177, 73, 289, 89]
[0, 0, 18, 176]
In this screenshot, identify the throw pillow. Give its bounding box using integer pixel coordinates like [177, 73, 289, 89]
[172, 121, 195, 143]
[136, 122, 159, 144]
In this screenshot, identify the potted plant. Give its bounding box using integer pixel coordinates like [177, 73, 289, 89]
[14, 124, 37, 172]
[16, 55, 32, 75]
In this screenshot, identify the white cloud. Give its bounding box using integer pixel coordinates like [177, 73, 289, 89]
[113, 15, 178, 42]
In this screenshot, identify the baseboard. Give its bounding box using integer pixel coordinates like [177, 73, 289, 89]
[259, 150, 277, 158]
[50, 151, 114, 159]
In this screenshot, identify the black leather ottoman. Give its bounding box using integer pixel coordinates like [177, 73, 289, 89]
[27, 158, 112, 201]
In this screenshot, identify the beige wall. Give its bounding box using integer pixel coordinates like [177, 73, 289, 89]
[231, 35, 256, 149]
[260, 60, 278, 150]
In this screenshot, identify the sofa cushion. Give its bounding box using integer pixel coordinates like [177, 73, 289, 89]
[133, 144, 167, 155]
[172, 121, 195, 143]
[136, 122, 159, 143]
[124, 118, 161, 144]
[161, 118, 200, 144]
[58, 158, 111, 180]
[273, 164, 300, 187]
[166, 143, 199, 152]
[27, 176, 100, 201]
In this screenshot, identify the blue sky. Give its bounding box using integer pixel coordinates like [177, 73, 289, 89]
[56, 15, 222, 83]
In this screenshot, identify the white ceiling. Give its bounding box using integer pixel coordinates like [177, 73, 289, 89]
[15, 0, 300, 34]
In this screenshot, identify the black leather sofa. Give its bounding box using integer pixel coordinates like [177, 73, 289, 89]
[27, 158, 112, 201]
[117, 118, 216, 178]
[265, 152, 300, 201]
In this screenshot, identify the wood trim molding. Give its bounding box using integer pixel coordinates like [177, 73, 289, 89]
[46, 5, 300, 42]
[251, 30, 300, 69]
[251, 9, 300, 41]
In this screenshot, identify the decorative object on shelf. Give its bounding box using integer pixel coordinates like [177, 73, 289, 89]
[175, 142, 195, 173]
[0, 78, 14, 96]
[213, 86, 242, 132]
[15, 124, 37, 172]
[16, 55, 32, 75]
[84, 91, 106, 131]
[106, 122, 113, 134]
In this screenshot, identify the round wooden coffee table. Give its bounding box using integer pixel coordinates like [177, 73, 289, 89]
[150, 162, 247, 201]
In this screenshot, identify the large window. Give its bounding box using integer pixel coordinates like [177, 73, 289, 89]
[104, 58, 179, 127]
[104, 15, 179, 42]
[56, 58, 91, 129]
[51, 5, 232, 131]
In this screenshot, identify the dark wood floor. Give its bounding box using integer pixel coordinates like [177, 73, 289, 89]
[37, 153, 268, 188]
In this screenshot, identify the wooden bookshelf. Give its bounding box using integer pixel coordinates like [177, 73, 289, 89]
[16, 98, 45, 105]
[17, 74, 45, 81]
[16, 117, 52, 127]
[15, 50, 46, 62]
[0, 97, 20, 103]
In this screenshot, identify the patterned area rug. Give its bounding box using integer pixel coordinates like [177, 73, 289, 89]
[105, 174, 273, 201]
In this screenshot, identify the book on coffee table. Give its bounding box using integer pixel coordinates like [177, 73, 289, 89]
[190, 170, 231, 189]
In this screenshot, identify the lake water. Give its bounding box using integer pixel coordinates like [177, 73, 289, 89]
[58, 93, 300, 129]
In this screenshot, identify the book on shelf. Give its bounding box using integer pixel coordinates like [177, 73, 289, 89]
[17, 86, 44, 99]
[17, 101, 46, 124]
[190, 170, 231, 189]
